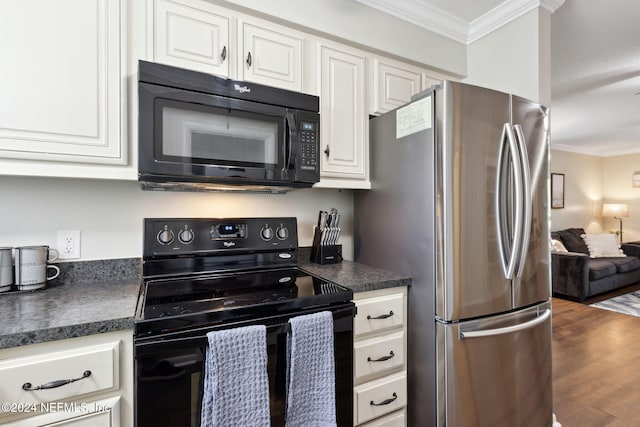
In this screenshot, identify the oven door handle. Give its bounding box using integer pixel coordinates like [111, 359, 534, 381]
[135, 304, 357, 353]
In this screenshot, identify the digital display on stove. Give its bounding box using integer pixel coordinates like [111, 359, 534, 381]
[210, 223, 247, 240]
[220, 224, 238, 234]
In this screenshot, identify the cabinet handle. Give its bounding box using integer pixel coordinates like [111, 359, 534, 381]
[246, 52, 252, 67]
[22, 370, 92, 391]
[367, 350, 395, 362]
[367, 310, 394, 320]
[221, 46, 227, 61]
[324, 145, 330, 156]
[370, 392, 398, 406]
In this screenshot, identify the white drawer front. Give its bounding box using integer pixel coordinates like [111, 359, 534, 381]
[355, 372, 407, 425]
[360, 408, 406, 427]
[355, 293, 404, 336]
[354, 331, 405, 380]
[0, 341, 119, 406]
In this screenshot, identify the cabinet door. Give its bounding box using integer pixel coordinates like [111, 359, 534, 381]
[154, 0, 230, 77]
[239, 20, 302, 91]
[372, 58, 421, 114]
[0, 0, 125, 164]
[318, 42, 367, 184]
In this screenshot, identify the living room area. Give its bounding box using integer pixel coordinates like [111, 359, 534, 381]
[550, 148, 640, 425]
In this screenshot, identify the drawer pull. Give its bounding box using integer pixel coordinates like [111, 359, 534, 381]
[370, 392, 398, 406]
[22, 370, 92, 391]
[367, 350, 395, 362]
[367, 310, 394, 320]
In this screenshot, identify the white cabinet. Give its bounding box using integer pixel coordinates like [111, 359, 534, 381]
[315, 41, 369, 189]
[0, 330, 133, 427]
[150, 0, 303, 92]
[371, 58, 422, 115]
[370, 56, 445, 115]
[0, 0, 126, 166]
[153, 0, 230, 76]
[353, 287, 408, 426]
[238, 20, 303, 92]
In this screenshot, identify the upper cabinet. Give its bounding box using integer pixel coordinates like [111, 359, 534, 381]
[371, 57, 422, 115]
[237, 20, 303, 92]
[151, 0, 303, 92]
[371, 56, 443, 115]
[315, 41, 369, 189]
[0, 0, 126, 166]
[153, 0, 230, 76]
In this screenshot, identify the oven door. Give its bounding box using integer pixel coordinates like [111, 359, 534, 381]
[134, 304, 355, 427]
[139, 82, 294, 185]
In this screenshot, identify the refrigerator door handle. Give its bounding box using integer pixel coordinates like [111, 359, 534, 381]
[495, 123, 524, 280]
[513, 124, 532, 278]
[459, 309, 550, 339]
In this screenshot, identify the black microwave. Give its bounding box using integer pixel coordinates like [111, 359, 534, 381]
[138, 60, 320, 192]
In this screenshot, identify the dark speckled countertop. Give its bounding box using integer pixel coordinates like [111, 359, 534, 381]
[0, 259, 140, 350]
[298, 248, 411, 293]
[0, 252, 410, 350]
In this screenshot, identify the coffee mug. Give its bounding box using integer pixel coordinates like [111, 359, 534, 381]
[0, 247, 12, 292]
[14, 246, 60, 291]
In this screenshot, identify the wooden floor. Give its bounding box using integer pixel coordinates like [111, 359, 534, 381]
[552, 294, 640, 426]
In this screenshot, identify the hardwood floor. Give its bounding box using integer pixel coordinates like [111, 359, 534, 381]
[552, 296, 640, 426]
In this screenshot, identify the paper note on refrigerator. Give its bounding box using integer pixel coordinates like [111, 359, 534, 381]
[396, 96, 432, 139]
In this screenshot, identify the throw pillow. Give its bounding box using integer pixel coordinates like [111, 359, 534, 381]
[557, 228, 590, 255]
[581, 233, 626, 258]
[550, 239, 568, 252]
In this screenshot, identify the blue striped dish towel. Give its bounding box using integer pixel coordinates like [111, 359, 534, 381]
[200, 325, 270, 427]
[286, 311, 336, 427]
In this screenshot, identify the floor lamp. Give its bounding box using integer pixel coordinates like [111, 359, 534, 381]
[602, 203, 629, 242]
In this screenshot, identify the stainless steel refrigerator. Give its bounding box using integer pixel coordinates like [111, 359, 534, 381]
[354, 81, 552, 427]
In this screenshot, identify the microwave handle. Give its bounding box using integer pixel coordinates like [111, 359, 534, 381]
[285, 111, 298, 177]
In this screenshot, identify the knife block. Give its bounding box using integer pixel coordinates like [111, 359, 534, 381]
[310, 227, 342, 265]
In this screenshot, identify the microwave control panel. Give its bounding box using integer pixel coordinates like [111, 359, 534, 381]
[299, 121, 318, 171]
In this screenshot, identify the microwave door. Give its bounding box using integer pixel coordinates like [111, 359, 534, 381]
[139, 82, 288, 183]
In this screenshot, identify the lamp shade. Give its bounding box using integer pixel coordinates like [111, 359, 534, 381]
[602, 203, 629, 218]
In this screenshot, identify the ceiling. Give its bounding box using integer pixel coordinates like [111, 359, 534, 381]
[356, 0, 640, 156]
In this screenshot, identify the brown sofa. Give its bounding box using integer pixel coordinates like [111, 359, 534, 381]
[551, 228, 640, 301]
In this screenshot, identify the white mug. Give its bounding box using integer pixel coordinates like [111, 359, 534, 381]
[14, 246, 60, 291]
[0, 247, 12, 291]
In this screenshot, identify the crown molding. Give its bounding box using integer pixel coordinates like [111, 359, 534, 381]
[355, 0, 468, 43]
[355, 0, 565, 45]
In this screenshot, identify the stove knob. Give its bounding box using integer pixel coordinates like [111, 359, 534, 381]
[276, 226, 289, 240]
[157, 226, 175, 245]
[178, 226, 195, 244]
[260, 226, 274, 241]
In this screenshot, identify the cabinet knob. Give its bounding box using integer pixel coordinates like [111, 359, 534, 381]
[324, 145, 330, 156]
[246, 52, 252, 67]
[221, 46, 227, 61]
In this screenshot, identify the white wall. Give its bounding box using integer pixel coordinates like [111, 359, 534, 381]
[603, 153, 640, 243]
[464, 9, 551, 104]
[549, 150, 640, 243]
[0, 176, 354, 261]
[549, 149, 603, 233]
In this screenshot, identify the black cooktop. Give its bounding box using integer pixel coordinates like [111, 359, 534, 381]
[135, 217, 353, 339]
[136, 267, 352, 338]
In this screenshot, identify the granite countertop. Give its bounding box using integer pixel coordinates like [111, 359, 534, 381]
[0, 254, 410, 350]
[0, 259, 140, 350]
[298, 256, 411, 293]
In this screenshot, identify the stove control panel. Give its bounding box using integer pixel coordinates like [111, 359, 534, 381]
[143, 217, 298, 257]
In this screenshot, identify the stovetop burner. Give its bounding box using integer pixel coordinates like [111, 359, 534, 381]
[135, 218, 353, 339]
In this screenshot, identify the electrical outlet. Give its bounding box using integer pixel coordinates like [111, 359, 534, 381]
[57, 230, 81, 259]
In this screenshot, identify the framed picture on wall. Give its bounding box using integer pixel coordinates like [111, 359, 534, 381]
[551, 173, 565, 209]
